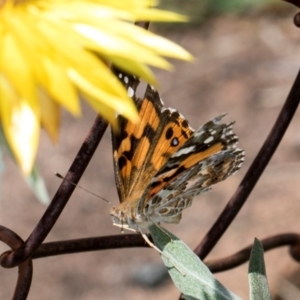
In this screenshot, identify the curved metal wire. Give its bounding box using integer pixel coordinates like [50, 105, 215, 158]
[0, 226, 33, 300]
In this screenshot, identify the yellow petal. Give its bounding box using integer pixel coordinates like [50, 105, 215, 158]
[0, 25, 37, 110]
[126, 8, 188, 22]
[0, 76, 39, 174]
[35, 19, 133, 100]
[41, 57, 81, 116]
[87, 0, 159, 9]
[4, 12, 48, 86]
[35, 1, 187, 22]
[39, 89, 60, 143]
[123, 25, 193, 61]
[83, 92, 119, 129]
[73, 23, 173, 69]
[69, 69, 139, 123]
[109, 56, 157, 86]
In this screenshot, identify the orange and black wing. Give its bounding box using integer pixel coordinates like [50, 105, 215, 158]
[112, 85, 194, 203]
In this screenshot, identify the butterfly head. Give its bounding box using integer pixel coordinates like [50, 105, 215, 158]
[109, 205, 129, 231]
[110, 199, 151, 232]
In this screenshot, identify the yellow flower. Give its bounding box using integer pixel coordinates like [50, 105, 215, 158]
[0, 0, 193, 174]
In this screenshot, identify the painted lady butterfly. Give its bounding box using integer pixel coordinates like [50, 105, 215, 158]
[110, 77, 244, 239]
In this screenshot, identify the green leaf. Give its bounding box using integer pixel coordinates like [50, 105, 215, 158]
[0, 126, 50, 204]
[149, 225, 241, 300]
[248, 238, 271, 300]
[25, 165, 50, 205]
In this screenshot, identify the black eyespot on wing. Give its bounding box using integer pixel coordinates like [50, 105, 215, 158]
[194, 142, 210, 152]
[118, 156, 127, 170]
[123, 135, 139, 161]
[113, 130, 128, 152]
[181, 129, 189, 139]
[151, 181, 161, 188]
[156, 162, 179, 176]
[143, 124, 156, 141]
[165, 127, 173, 140]
[170, 111, 180, 125]
[182, 120, 189, 128]
[162, 165, 186, 182]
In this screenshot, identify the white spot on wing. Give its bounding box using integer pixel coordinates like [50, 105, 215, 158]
[172, 138, 179, 146]
[124, 76, 129, 84]
[172, 146, 195, 157]
[204, 136, 214, 144]
[128, 87, 134, 98]
[161, 107, 177, 114]
[167, 107, 177, 113]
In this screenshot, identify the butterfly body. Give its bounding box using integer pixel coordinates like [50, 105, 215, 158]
[110, 84, 244, 233]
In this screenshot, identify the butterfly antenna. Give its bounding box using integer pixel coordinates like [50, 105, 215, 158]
[55, 173, 111, 204]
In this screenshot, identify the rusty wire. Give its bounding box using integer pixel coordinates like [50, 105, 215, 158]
[0, 226, 33, 300]
[30, 233, 300, 274]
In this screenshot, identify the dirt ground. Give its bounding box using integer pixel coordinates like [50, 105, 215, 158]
[1, 11, 300, 300]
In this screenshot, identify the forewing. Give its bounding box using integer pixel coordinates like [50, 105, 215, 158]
[112, 84, 194, 202]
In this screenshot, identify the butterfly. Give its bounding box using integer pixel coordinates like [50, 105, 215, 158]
[110, 77, 244, 240]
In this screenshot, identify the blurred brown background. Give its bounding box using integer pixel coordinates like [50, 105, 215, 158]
[1, 3, 300, 300]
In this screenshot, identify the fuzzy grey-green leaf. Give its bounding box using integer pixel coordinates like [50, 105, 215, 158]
[248, 238, 271, 300]
[149, 225, 241, 300]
